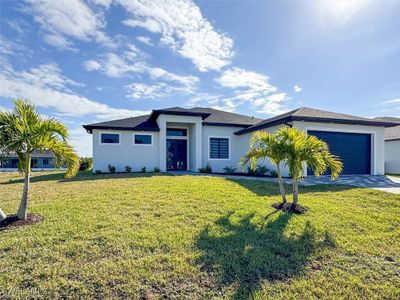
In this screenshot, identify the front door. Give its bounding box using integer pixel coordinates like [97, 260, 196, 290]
[167, 139, 187, 170]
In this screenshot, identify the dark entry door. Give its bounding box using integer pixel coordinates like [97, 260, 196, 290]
[307, 130, 371, 175]
[167, 139, 187, 171]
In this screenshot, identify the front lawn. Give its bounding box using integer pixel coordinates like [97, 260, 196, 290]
[1, 172, 399, 299]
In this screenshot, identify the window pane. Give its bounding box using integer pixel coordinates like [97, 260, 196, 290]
[210, 138, 229, 159]
[167, 128, 187, 136]
[135, 134, 152, 145]
[101, 133, 119, 144]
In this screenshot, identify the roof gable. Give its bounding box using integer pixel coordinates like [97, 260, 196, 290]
[235, 107, 400, 135]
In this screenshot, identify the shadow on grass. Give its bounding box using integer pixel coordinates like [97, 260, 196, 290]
[196, 212, 335, 299]
[227, 177, 355, 197]
[1, 170, 171, 184]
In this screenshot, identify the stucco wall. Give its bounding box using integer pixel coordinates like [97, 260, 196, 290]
[92, 129, 159, 172]
[293, 121, 386, 175]
[385, 140, 400, 174]
[201, 125, 249, 173]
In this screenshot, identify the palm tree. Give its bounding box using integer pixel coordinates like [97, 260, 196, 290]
[277, 127, 343, 207]
[241, 131, 288, 204]
[0, 99, 79, 220]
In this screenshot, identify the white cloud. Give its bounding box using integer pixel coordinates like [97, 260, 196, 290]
[216, 67, 287, 115]
[216, 67, 276, 92]
[23, 0, 114, 49]
[136, 36, 153, 46]
[126, 82, 190, 99]
[83, 51, 199, 94]
[120, 0, 234, 71]
[294, 85, 302, 93]
[0, 62, 148, 120]
[83, 60, 102, 71]
[42, 33, 76, 51]
[384, 98, 400, 104]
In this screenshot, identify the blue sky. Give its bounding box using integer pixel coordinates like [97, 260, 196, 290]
[1, 0, 400, 156]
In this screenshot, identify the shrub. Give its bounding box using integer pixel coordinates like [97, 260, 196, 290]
[125, 165, 132, 173]
[79, 157, 93, 171]
[95, 170, 102, 174]
[223, 165, 237, 174]
[141, 166, 146, 173]
[247, 166, 257, 175]
[247, 165, 269, 176]
[108, 164, 116, 173]
[153, 167, 160, 173]
[270, 170, 278, 178]
[199, 163, 212, 173]
[256, 165, 269, 175]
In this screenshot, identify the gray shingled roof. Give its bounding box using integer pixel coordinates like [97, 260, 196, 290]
[235, 107, 400, 135]
[83, 115, 158, 133]
[375, 117, 400, 140]
[83, 107, 261, 133]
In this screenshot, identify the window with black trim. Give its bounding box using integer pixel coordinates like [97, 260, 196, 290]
[209, 138, 229, 159]
[134, 134, 152, 145]
[167, 128, 187, 136]
[101, 133, 119, 144]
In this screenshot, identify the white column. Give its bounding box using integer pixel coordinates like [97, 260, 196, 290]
[157, 115, 167, 172]
[195, 121, 202, 171]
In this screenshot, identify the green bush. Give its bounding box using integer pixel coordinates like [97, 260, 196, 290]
[223, 165, 237, 174]
[256, 165, 269, 175]
[141, 166, 146, 173]
[95, 170, 102, 174]
[153, 167, 160, 173]
[108, 164, 116, 173]
[247, 165, 269, 176]
[270, 170, 278, 178]
[79, 157, 93, 171]
[125, 165, 132, 173]
[199, 163, 212, 173]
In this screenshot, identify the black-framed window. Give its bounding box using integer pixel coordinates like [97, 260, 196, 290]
[43, 159, 49, 166]
[209, 138, 229, 159]
[101, 133, 119, 144]
[167, 128, 187, 137]
[134, 134, 152, 145]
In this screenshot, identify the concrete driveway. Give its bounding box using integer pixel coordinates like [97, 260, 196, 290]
[299, 175, 400, 194]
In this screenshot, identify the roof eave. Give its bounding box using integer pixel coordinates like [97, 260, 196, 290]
[234, 116, 400, 135]
[150, 110, 212, 120]
[82, 125, 160, 134]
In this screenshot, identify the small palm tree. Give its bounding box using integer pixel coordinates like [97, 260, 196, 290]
[0, 99, 79, 220]
[277, 127, 343, 207]
[241, 131, 288, 204]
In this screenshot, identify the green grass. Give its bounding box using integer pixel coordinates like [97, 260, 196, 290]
[1, 171, 399, 299]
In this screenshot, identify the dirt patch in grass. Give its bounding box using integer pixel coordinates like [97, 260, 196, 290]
[272, 202, 308, 214]
[0, 214, 43, 231]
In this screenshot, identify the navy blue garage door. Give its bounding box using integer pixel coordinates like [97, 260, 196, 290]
[307, 131, 371, 175]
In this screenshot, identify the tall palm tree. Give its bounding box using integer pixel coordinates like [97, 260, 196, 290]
[277, 127, 343, 207]
[0, 99, 79, 220]
[241, 131, 288, 204]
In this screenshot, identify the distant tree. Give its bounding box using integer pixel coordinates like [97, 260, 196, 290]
[0, 99, 79, 220]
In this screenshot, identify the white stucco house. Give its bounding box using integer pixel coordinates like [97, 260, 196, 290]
[376, 117, 400, 174]
[83, 107, 399, 176]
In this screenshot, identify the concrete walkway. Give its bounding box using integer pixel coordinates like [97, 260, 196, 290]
[168, 171, 400, 194]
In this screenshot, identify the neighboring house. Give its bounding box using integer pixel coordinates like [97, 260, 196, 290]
[376, 117, 400, 174]
[0, 150, 56, 171]
[83, 107, 399, 176]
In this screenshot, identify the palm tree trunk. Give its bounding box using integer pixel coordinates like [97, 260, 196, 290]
[0, 208, 6, 222]
[17, 155, 31, 220]
[292, 177, 299, 206]
[276, 164, 287, 204]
